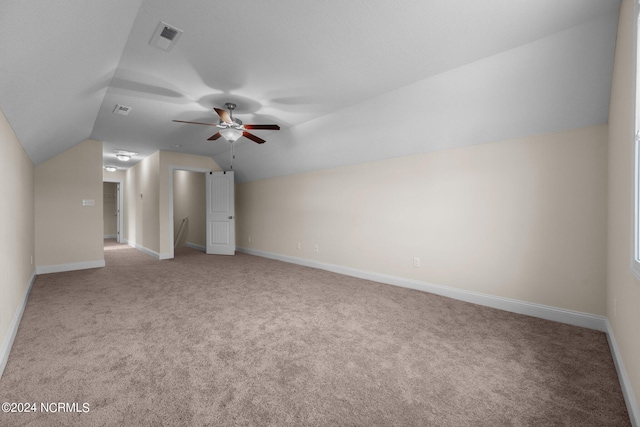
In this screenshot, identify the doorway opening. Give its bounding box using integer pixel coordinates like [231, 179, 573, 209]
[103, 180, 123, 244]
[169, 167, 236, 259]
[171, 169, 207, 258]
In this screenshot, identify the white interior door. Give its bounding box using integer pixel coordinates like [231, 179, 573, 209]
[206, 171, 235, 255]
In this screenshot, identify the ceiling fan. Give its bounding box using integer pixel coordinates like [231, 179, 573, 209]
[173, 102, 280, 144]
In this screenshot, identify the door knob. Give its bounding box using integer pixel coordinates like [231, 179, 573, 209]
[228, 216, 233, 219]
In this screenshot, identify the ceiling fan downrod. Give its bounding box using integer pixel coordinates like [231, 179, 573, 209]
[225, 102, 236, 122]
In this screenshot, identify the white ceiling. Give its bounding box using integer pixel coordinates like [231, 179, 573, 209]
[0, 0, 621, 182]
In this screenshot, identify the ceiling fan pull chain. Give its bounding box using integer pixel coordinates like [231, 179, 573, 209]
[230, 142, 235, 170]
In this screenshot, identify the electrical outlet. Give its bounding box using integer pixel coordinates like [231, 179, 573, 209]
[248, 236, 251, 243]
[297, 242, 301, 250]
[314, 244, 319, 253]
[413, 257, 420, 268]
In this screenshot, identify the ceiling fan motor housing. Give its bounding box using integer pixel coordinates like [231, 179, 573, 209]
[222, 102, 242, 126]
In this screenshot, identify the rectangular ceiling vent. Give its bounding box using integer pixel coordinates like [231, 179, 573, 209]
[113, 104, 132, 116]
[150, 21, 183, 52]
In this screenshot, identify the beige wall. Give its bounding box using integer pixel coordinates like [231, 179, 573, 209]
[607, 0, 640, 411]
[125, 151, 160, 253]
[0, 108, 34, 360]
[237, 125, 608, 315]
[124, 151, 221, 256]
[103, 168, 126, 182]
[173, 170, 206, 248]
[35, 139, 104, 269]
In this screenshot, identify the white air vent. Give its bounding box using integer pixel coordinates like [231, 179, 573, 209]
[150, 21, 183, 52]
[113, 104, 132, 116]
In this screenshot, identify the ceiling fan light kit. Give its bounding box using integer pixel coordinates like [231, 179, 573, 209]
[219, 127, 242, 143]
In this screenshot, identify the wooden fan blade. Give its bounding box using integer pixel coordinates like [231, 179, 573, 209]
[242, 131, 265, 144]
[208, 132, 222, 141]
[214, 108, 233, 124]
[243, 124, 280, 130]
[173, 120, 217, 126]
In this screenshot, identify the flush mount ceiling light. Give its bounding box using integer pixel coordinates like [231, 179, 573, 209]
[114, 149, 138, 162]
[104, 166, 117, 172]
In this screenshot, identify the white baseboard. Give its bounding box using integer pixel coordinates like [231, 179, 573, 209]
[103, 234, 117, 239]
[236, 247, 607, 332]
[0, 269, 36, 379]
[35, 259, 105, 275]
[606, 320, 640, 427]
[186, 242, 205, 251]
[124, 240, 171, 260]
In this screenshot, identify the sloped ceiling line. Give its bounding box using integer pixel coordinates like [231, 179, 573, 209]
[0, 0, 621, 182]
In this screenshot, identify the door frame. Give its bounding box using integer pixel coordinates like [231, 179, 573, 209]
[168, 165, 212, 259]
[103, 179, 123, 243]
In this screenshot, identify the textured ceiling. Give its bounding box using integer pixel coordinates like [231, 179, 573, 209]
[0, 0, 621, 182]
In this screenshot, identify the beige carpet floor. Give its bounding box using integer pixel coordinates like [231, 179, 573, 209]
[0, 241, 631, 426]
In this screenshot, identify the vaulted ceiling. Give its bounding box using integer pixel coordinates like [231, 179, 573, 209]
[0, 0, 621, 182]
